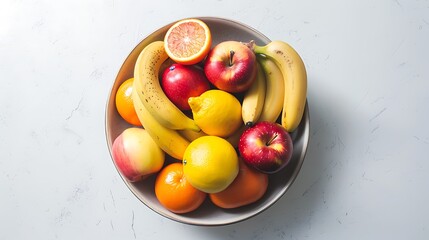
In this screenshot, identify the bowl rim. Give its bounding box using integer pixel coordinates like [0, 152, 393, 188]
[104, 16, 310, 226]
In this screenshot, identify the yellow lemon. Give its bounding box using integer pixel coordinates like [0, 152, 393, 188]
[188, 90, 242, 137]
[183, 136, 239, 193]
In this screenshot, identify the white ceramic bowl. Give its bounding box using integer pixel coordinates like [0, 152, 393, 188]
[105, 17, 310, 226]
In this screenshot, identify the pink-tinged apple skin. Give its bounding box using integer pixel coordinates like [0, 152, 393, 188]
[161, 64, 211, 111]
[204, 41, 257, 93]
[112, 128, 165, 182]
[238, 121, 293, 174]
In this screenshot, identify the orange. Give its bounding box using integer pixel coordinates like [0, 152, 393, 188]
[209, 159, 268, 209]
[115, 78, 141, 126]
[155, 163, 207, 214]
[164, 18, 212, 65]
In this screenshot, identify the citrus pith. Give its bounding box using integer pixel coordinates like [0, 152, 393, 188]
[164, 18, 212, 65]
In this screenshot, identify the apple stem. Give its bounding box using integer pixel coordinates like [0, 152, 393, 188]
[266, 134, 278, 146]
[243, 40, 255, 51]
[229, 50, 235, 66]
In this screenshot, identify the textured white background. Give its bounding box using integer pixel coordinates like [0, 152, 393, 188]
[1, 0, 428, 239]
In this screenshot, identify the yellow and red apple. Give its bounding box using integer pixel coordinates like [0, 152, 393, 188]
[161, 63, 211, 111]
[204, 41, 257, 93]
[112, 128, 165, 182]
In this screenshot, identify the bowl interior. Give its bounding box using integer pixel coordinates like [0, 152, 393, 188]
[105, 17, 310, 226]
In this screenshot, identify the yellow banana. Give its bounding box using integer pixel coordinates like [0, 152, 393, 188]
[178, 129, 207, 142]
[256, 56, 285, 123]
[132, 87, 190, 160]
[241, 62, 266, 126]
[133, 41, 200, 131]
[253, 40, 307, 132]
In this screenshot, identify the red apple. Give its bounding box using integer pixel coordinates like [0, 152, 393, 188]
[161, 63, 210, 111]
[203, 41, 257, 93]
[238, 121, 293, 174]
[112, 128, 165, 182]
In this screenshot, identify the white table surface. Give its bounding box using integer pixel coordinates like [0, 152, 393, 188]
[1, 0, 428, 239]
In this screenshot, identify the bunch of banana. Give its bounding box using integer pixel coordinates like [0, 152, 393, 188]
[242, 40, 307, 132]
[132, 88, 190, 160]
[132, 41, 199, 159]
[254, 56, 285, 123]
[133, 41, 200, 132]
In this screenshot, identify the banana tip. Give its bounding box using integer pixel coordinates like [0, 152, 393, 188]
[245, 122, 254, 127]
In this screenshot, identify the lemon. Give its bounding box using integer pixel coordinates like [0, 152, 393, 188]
[183, 136, 239, 193]
[188, 90, 242, 137]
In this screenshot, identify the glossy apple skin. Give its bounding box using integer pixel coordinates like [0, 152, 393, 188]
[161, 64, 211, 111]
[203, 41, 257, 93]
[238, 121, 293, 174]
[112, 128, 165, 182]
